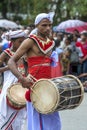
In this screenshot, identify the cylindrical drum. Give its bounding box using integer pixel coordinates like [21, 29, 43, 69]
[30, 75, 84, 114]
[7, 83, 28, 109]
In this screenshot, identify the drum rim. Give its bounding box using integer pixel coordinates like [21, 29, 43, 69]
[31, 78, 60, 114]
[7, 83, 27, 109]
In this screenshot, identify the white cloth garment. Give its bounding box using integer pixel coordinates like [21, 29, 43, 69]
[0, 70, 27, 130]
[29, 28, 38, 35]
[9, 30, 28, 39]
[27, 102, 61, 130]
[0, 70, 18, 117]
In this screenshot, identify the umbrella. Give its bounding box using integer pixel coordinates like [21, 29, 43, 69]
[0, 19, 18, 29]
[66, 24, 87, 33]
[56, 19, 87, 32]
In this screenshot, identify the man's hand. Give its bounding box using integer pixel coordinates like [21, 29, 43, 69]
[19, 76, 34, 89]
[79, 58, 83, 64]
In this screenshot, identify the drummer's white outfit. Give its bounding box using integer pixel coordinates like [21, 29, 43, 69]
[0, 49, 26, 130]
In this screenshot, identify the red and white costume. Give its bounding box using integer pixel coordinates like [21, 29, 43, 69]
[0, 48, 26, 130]
[26, 34, 62, 130]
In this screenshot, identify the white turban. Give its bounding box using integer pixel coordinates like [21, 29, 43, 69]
[9, 30, 28, 39]
[34, 12, 55, 25]
[29, 28, 38, 35]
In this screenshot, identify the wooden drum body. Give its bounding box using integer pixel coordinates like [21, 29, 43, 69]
[7, 83, 28, 109]
[30, 75, 84, 114]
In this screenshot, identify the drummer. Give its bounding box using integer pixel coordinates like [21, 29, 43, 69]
[0, 30, 28, 130]
[8, 13, 61, 130]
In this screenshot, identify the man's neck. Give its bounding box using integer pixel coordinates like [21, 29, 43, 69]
[37, 31, 47, 40]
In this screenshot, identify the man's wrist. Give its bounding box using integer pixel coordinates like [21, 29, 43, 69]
[18, 75, 24, 82]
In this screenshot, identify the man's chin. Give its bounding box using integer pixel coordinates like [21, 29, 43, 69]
[45, 32, 50, 37]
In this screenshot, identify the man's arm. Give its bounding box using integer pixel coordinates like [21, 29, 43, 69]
[8, 38, 34, 88]
[0, 52, 8, 66]
[0, 66, 9, 73]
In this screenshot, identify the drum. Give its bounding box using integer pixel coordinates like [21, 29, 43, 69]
[30, 75, 84, 114]
[7, 83, 28, 109]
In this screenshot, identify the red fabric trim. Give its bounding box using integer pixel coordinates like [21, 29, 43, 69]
[6, 98, 25, 110]
[4, 48, 14, 57]
[25, 90, 31, 102]
[29, 34, 54, 54]
[27, 56, 51, 68]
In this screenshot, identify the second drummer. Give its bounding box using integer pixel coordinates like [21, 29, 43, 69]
[0, 30, 27, 130]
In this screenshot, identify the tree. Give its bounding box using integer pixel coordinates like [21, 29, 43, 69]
[0, 0, 7, 18]
[0, 0, 87, 25]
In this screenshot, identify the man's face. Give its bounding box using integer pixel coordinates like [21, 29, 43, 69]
[37, 19, 52, 37]
[81, 34, 87, 41]
[13, 37, 25, 50]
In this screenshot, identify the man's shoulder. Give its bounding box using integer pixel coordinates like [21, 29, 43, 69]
[23, 37, 35, 44]
[29, 34, 38, 40]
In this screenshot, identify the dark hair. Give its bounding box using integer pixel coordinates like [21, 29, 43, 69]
[65, 35, 72, 42]
[52, 39, 60, 51]
[55, 39, 60, 46]
[73, 34, 80, 38]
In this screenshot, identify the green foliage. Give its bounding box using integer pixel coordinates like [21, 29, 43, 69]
[0, 0, 87, 25]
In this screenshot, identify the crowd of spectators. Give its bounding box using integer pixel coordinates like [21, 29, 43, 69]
[0, 25, 87, 91]
[52, 29, 87, 91]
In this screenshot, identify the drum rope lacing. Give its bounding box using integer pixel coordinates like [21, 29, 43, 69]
[51, 76, 84, 111]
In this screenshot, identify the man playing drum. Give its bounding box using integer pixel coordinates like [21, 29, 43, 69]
[0, 30, 27, 130]
[8, 13, 61, 130]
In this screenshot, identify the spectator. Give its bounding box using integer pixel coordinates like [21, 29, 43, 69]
[76, 32, 87, 81]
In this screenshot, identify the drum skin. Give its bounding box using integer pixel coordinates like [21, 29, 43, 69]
[30, 75, 84, 114]
[7, 83, 28, 110]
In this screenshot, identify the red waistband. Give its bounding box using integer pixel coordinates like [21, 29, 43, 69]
[27, 56, 51, 68]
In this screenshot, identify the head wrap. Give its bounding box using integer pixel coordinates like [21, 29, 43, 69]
[34, 12, 55, 25]
[29, 28, 38, 35]
[1, 32, 9, 40]
[9, 30, 28, 39]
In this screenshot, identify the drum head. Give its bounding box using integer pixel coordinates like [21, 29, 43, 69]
[30, 79, 60, 114]
[7, 83, 27, 106]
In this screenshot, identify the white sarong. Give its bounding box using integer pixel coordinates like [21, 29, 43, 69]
[0, 70, 27, 130]
[27, 102, 61, 130]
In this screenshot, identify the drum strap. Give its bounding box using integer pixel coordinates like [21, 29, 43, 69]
[39, 114, 43, 130]
[23, 58, 28, 76]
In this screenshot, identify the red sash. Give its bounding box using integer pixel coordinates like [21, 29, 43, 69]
[27, 56, 52, 79]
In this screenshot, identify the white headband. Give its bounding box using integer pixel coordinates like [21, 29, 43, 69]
[34, 12, 55, 25]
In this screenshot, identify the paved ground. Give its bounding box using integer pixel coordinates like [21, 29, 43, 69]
[60, 93, 87, 130]
[23, 93, 87, 130]
[0, 74, 87, 130]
